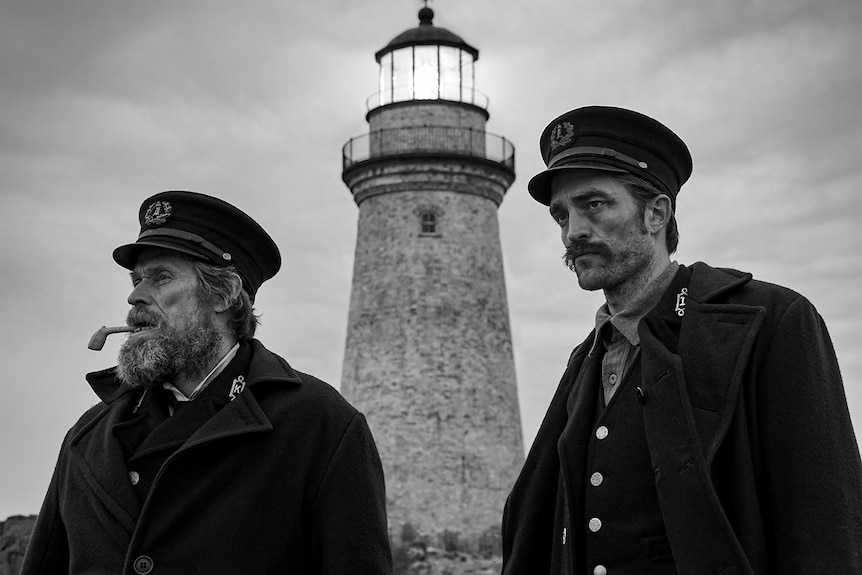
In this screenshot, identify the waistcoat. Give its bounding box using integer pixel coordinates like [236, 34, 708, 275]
[555, 349, 678, 574]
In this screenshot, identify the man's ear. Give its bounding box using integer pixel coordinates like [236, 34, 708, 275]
[212, 296, 232, 314]
[644, 194, 672, 234]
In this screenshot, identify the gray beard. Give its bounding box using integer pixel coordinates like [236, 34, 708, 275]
[116, 319, 223, 389]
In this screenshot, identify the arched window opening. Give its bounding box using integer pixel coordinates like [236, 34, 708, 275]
[415, 204, 443, 237]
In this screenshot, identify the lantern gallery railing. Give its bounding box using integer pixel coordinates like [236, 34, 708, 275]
[342, 125, 515, 172]
[365, 86, 490, 111]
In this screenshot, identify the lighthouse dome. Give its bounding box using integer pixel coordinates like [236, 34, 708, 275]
[375, 7, 478, 62]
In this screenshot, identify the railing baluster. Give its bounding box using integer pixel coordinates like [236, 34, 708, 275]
[343, 126, 514, 171]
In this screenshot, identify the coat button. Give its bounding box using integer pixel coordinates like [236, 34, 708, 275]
[133, 555, 153, 574]
[588, 517, 602, 532]
[129, 471, 140, 486]
[593, 565, 608, 575]
[590, 472, 604, 486]
[595, 426, 609, 440]
[636, 386, 647, 405]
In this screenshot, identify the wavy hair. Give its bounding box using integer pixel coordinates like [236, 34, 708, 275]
[191, 260, 260, 340]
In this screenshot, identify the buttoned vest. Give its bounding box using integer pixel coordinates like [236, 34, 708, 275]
[555, 354, 677, 574]
[590, 361, 677, 572]
[552, 268, 694, 574]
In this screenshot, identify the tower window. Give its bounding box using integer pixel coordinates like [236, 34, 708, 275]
[421, 212, 437, 234]
[415, 204, 444, 237]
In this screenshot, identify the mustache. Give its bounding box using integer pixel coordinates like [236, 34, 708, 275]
[126, 307, 162, 329]
[563, 241, 610, 260]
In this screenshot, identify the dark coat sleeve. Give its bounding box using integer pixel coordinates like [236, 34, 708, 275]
[753, 295, 862, 571]
[501, 346, 589, 575]
[311, 412, 393, 575]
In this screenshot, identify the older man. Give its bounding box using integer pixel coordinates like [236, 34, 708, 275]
[501, 107, 862, 574]
[23, 191, 392, 574]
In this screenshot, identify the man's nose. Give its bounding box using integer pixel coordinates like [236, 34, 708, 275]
[564, 213, 590, 243]
[127, 282, 151, 306]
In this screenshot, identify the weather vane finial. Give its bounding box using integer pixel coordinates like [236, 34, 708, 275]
[417, 0, 434, 25]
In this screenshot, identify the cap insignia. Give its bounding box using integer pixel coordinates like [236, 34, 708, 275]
[549, 122, 575, 151]
[144, 200, 172, 226]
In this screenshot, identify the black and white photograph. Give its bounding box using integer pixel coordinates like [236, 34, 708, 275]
[1, 0, 860, 573]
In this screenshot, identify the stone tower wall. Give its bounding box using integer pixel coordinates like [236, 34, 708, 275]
[369, 101, 486, 132]
[341, 181, 523, 547]
[342, 99, 522, 551]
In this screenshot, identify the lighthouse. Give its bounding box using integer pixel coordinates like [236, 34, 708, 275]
[340, 7, 523, 551]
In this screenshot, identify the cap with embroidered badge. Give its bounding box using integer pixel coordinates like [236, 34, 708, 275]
[113, 191, 281, 300]
[527, 106, 693, 206]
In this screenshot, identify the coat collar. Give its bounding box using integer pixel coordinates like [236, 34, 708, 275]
[73, 339, 303, 537]
[85, 338, 303, 407]
[687, 261, 752, 303]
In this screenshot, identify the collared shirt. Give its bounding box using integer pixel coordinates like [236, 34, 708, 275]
[591, 262, 680, 404]
[162, 342, 240, 413]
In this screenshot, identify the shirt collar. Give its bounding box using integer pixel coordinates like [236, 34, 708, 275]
[589, 261, 679, 355]
[163, 342, 240, 402]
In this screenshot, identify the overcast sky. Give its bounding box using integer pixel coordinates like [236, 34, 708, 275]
[1, 0, 860, 520]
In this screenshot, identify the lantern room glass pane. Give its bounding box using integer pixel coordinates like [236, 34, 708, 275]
[413, 45, 439, 100]
[392, 48, 413, 103]
[439, 46, 460, 101]
[379, 52, 393, 105]
[377, 44, 479, 105]
[460, 50, 475, 104]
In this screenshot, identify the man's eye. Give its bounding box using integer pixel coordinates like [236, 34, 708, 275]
[585, 200, 604, 210]
[157, 273, 171, 283]
[552, 212, 567, 224]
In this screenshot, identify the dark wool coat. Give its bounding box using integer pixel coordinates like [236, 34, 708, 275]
[22, 340, 392, 574]
[502, 262, 862, 575]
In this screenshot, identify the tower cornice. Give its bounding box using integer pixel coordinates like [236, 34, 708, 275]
[342, 155, 515, 206]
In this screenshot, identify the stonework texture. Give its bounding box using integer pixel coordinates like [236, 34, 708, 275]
[342, 101, 522, 550]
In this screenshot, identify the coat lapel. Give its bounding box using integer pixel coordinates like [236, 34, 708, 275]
[67, 390, 144, 540]
[150, 340, 285, 459]
[557, 344, 602, 510]
[68, 340, 300, 545]
[679, 262, 765, 463]
[178, 389, 273, 453]
[636, 263, 765, 573]
[640, 262, 766, 464]
[676, 299, 765, 462]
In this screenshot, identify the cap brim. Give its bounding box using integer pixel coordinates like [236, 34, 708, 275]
[527, 162, 627, 205]
[112, 239, 215, 270]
